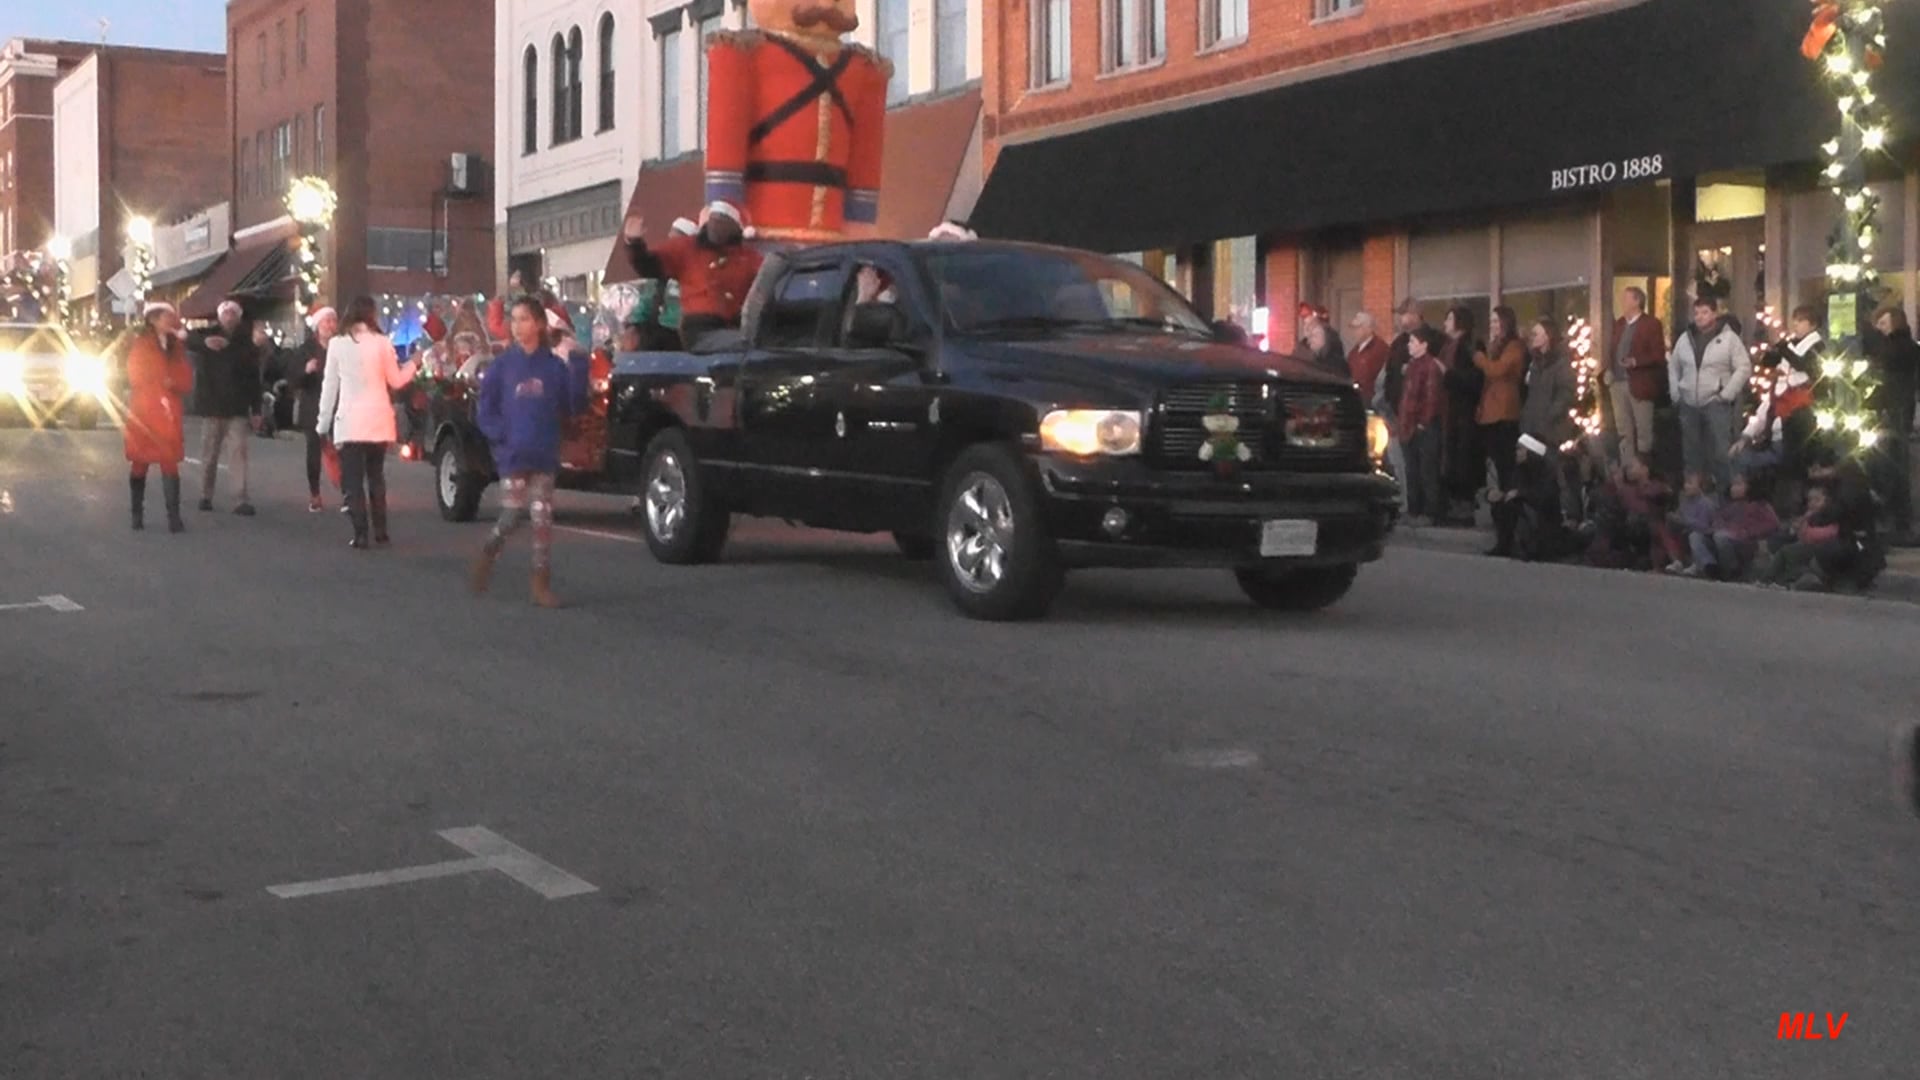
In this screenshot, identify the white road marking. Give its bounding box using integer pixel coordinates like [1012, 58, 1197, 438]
[1169, 748, 1261, 769]
[556, 524, 641, 544]
[0, 594, 84, 614]
[266, 826, 596, 901]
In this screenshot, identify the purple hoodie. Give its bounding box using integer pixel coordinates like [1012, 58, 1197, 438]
[477, 343, 586, 475]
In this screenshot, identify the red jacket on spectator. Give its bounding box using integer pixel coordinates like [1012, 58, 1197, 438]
[1348, 335, 1390, 401]
[1713, 498, 1780, 543]
[1400, 353, 1446, 435]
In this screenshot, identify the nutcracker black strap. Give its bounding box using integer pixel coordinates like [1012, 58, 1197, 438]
[744, 161, 848, 189]
[750, 37, 855, 145]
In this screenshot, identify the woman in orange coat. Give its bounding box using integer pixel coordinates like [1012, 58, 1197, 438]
[123, 301, 195, 532]
[1474, 305, 1526, 555]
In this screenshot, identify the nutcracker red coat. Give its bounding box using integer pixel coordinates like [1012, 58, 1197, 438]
[704, 1, 890, 243]
[123, 331, 195, 467]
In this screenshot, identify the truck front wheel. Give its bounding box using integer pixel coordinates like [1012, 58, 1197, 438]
[935, 444, 1063, 621]
[640, 428, 730, 564]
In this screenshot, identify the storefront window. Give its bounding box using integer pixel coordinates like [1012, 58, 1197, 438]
[1410, 226, 1491, 338]
[1212, 236, 1256, 330]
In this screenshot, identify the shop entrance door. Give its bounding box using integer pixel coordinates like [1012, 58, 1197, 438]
[1686, 219, 1766, 327]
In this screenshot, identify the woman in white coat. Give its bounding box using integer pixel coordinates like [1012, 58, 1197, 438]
[316, 295, 417, 548]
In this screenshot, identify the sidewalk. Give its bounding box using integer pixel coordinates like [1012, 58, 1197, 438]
[1392, 520, 1920, 607]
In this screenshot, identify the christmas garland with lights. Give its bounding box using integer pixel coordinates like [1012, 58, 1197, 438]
[1802, 0, 1891, 453]
[287, 176, 337, 309]
[1562, 316, 1604, 451]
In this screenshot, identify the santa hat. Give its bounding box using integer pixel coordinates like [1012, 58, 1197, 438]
[700, 200, 746, 228]
[928, 222, 978, 242]
[306, 302, 337, 330]
[142, 300, 177, 319]
[217, 299, 243, 319]
[670, 217, 697, 237]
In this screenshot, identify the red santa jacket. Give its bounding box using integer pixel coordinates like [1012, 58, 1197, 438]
[625, 236, 763, 324]
[704, 30, 889, 242]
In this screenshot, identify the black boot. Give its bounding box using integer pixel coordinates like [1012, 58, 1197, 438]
[1487, 500, 1517, 558]
[346, 495, 370, 549]
[129, 474, 147, 531]
[162, 475, 185, 533]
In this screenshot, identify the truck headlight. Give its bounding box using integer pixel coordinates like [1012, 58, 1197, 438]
[64, 354, 111, 396]
[0, 354, 23, 394]
[1366, 413, 1392, 465]
[1039, 409, 1143, 456]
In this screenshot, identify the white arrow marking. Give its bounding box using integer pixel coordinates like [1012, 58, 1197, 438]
[0, 594, 83, 613]
[266, 826, 597, 901]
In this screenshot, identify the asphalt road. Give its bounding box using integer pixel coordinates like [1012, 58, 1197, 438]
[4, 426, 1918, 1079]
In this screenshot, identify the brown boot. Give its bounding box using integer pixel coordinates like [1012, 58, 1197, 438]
[530, 567, 561, 608]
[469, 548, 498, 595]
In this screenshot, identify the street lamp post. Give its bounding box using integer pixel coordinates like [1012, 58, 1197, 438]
[126, 216, 156, 323]
[44, 235, 72, 330]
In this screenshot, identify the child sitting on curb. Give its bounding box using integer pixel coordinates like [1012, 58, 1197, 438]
[1657, 473, 1718, 574]
[1762, 485, 1840, 590]
[1687, 472, 1779, 581]
[1587, 461, 1671, 570]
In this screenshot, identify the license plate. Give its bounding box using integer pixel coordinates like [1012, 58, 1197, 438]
[1259, 519, 1318, 557]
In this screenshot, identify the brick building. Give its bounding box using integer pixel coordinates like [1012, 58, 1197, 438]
[973, 0, 1920, 356]
[187, 0, 495, 322]
[46, 46, 227, 321]
[0, 39, 97, 266]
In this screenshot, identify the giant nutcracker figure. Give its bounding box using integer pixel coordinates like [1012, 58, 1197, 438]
[704, 0, 891, 243]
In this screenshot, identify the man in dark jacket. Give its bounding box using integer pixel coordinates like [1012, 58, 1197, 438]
[190, 299, 262, 515]
[1870, 306, 1919, 543]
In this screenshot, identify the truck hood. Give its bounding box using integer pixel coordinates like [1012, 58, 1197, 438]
[957, 333, 1352, 399]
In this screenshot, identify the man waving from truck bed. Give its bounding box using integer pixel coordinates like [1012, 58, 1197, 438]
[621, 202, 764, 349]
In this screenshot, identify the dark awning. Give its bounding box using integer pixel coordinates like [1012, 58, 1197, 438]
[178, 220, 299, 319]
[149, 251, 225, 290]
[972, 0, 1920, 252]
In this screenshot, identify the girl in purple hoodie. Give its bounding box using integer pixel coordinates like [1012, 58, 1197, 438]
[1689, 472, 1781, 581]
[469, 298, 587, 606]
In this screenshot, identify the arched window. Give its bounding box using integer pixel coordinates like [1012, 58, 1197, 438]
[551, 34, 568, 145]
[522, 46, 538, 154]
[597, 13, 615, 132]
[567, 27, 584, 141]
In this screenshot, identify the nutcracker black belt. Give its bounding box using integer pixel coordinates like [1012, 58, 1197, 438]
[745, 161, 849, 189]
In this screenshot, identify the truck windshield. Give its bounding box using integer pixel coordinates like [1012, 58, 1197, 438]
[923, 249, 1212, 339]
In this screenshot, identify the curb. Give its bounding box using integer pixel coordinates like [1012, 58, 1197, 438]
[1390, 525, 1920, 608]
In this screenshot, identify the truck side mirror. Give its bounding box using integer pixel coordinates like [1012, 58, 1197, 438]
[848, 302, 908, 349]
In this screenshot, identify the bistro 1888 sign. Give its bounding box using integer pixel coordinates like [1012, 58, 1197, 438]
[1550, 154, 1667, 192]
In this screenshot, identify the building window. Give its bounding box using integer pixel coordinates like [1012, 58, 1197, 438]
[1031, 0, 1070, 87]
[696, 15, 722, 146]
[256, 134, 267, 201]
[257, 32, 268, 89]
[277, 20, 287, 80]
[877, 0, 909, 103]
[296, 9, 307, 68]
[314, 104, 325, 172]
[366, 227, 446, 274]
[293, 114, 305, 172]
[935, 0, 969, 90]
[522, 47, 539, 153]
[660, 28, 682, 157]
[597, 13, 616, 133]
[1200, 0, 1248, 47]
[239, 137, 251, 198]
[1312, 0, 1362, 20]
[1103, 0, 1165, 71]
[566, 27, 584, 140]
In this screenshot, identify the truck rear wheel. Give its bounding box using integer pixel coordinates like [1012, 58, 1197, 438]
[640, 428, 730, 564]
[935, 444, 1063, 621]
[434, 437, 484, 522]
[1233, 564, 1357, 612]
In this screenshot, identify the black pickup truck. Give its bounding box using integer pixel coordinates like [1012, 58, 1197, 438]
[605, 239, 1398, 620]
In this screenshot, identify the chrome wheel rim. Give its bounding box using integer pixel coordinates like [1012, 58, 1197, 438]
[646, 451, 688, 542]
[437, 447, 458, 508]
[946, 472, 1014, 594]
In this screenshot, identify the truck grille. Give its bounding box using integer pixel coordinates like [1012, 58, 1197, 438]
[1152, 380, 1367, 473]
